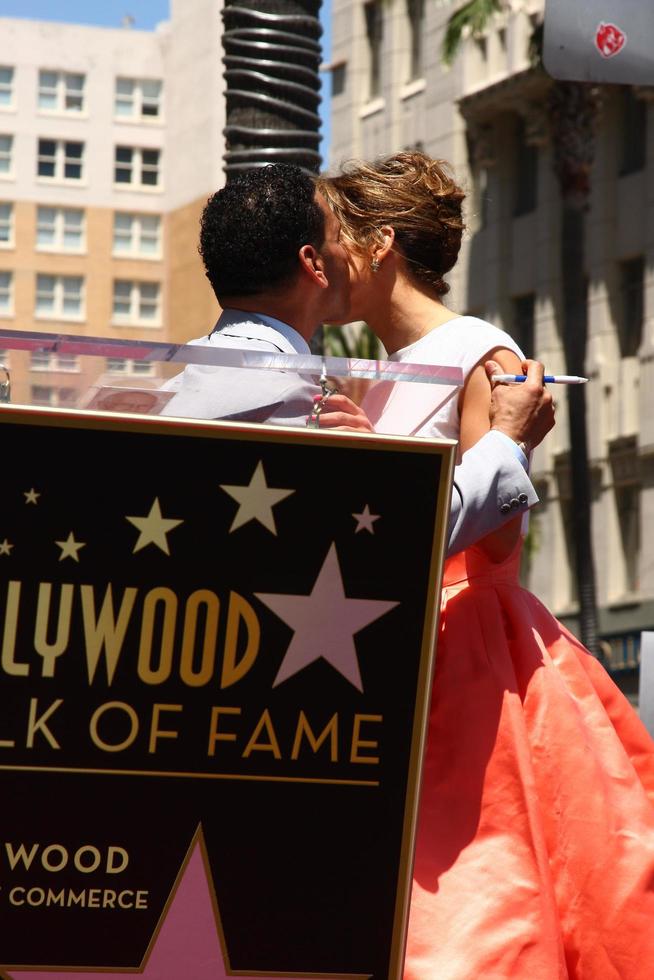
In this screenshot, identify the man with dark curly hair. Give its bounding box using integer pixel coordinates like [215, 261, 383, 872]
[162, 164, 370, 427]
[163, 162, 554, 555]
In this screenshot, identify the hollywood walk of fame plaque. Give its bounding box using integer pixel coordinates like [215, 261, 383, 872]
[0, 404, 455, 979]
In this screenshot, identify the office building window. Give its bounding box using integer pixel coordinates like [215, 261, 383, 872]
[115, 78, 162, 120]
[35, 274, 84, 319]
[0, 135, 13, 176]
[106, 357, 155, 376]
[0, 271, 13, 314]
[331, 62, 346, 98]
[407, 0, 425, 81]
[0, 202, 13, 245]
[114, 147, 160, 188]
[513, 116, 538, 216]
[113, 280, 161, 325]
[559, 495, 578, 606]
[30, 350, 79, 372]
[472, 165, 491, 229]
[0, 67, 14, 107]
[619, 89, 647, 176]
[30, 385, 77, 407]
[113, 212, 161, 257]
[38, 70, 85, 113]
[616, 483, 640, 596]
[37, 139, 84, 181]
[512, 293, 536, 356]
[36, 206, 85, 252]
[618, 256, 644, 357]
[365, 1, 384, 99]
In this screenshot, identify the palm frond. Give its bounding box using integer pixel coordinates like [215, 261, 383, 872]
[442, 0, 504, 67]
[323, 323, 383, 360]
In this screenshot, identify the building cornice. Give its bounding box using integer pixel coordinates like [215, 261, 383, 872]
[458, 66, 551, 123]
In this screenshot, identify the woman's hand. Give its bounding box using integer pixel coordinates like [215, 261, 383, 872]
[309, 393, 375, 432]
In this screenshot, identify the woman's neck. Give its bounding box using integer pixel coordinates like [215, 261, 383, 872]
[367, 278, 460, 355]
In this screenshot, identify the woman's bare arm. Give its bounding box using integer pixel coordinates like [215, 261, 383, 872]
[459, 347, 524, 562]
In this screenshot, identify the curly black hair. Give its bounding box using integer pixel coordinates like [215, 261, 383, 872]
[199, 165, 325, 299]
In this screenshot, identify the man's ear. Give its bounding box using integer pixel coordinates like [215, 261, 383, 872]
[298, 244, 328, 289]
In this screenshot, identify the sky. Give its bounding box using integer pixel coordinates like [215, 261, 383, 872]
[0, 0, 333, 157]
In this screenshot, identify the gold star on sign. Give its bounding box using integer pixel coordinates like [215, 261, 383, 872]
[0, 538, 13, 556]
[55, 532, 86, 562]
[220, 461, 294, 535]
[126, 497, 183, 555]
[24, 488, 40, 505]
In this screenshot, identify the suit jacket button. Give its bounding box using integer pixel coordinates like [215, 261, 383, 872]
[500, 502, 512, 514]
[518, 492, 528, 504]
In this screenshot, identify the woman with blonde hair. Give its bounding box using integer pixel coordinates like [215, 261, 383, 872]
[317, 152, 654, 979]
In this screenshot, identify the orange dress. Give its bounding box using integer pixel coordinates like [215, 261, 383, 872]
[404, 544, 654, 979]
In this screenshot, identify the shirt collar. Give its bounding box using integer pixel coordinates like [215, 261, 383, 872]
[217, 309, 311, 355]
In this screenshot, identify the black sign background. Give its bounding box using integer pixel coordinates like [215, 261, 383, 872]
[0, 408, 453, 978]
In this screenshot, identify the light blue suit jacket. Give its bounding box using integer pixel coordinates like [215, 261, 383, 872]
[163, 314, 538, 556]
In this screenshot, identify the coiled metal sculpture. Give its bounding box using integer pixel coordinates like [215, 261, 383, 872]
[222, 0, 323, 177]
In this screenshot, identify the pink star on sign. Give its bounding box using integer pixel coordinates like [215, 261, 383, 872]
[256, 542, 399, 691]
[5, 839, 355, 980]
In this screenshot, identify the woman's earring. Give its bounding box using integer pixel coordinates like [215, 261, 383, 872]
[371, 258, 380, 273]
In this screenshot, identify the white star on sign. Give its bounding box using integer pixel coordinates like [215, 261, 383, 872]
[126, 497, 183, 555]
[256, 542, 399, 691]
[352, 505, 380, 534]
[24, 488, 40, 505]
[220, 461, 294, 535]
[55, 532, 86, 562]
[0, 538, 13, 556]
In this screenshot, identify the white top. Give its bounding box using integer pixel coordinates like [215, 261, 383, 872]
[370, 316, 523, 450]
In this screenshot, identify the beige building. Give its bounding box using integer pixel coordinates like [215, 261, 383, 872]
[0, 0, 224, 402]
[327, 0, 654, 674]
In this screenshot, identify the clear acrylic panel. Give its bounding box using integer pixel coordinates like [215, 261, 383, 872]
[0, 329, 463, 435]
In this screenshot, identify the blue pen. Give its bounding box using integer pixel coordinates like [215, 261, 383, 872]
[491, 374, 588, 384]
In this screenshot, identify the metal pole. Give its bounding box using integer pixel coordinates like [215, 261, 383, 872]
[222, 0, 323, 177]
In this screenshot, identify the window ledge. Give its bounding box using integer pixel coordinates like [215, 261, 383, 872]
[113, 184, 163, 194]
[0, 310, 14, 319]
[35, 313, 85, 324]
[607, 595, 643, 610]
[37, 109, 88, 120]
[112, 251, 163, 262]
[30, 367, 82, 374]
[0, 242, 15, 250]
[112, 319, 162, 330]
[0, 105, 16, 114]
[400, 78, 426, 101]
[0, 173, 15, 182]
[552, 602, 579, 618]
[359, 97, 385, 120]
[113, 116, 164, 127]
[36, 178, 87, 189]
[36, 246, 87, 256]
